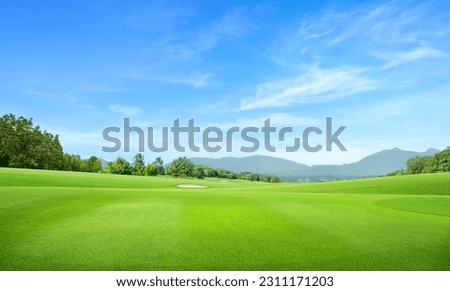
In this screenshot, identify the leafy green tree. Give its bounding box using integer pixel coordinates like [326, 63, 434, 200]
[0, 114, 63, 169]
[143, 163, 158, 176]
[106, 157, 132, 175]
[132, 153, 145, 175]
[203, 166, 218, 177]
[238, 171, 281, 183]
[193, 165, 205, 179]
[62, 153, 82, 171]
[406, 156, 430, 174]
[193, 165, 217, 178]
[81, 156, 103, 173]
[270, 176, 282, 183]
[0, 155, 7, 167]
[152, 157, 165, 175]
[386, 169, 406, 176]
[249, 173, 260, 181]
[422, 147, 450, 173]
[216, 168, 238, 179]
[166, 157, 194, 177]
[433, 147, 450, 172]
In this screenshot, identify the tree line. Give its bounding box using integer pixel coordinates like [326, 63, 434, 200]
[388, 147, 450, 176]
[0, 114, 282, 183]
[105, 154, 282, 182]
[0, 114, 63, 169]
[0, 114, 103, 172]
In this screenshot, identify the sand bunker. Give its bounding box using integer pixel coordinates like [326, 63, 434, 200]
[177, 184, 208, 189]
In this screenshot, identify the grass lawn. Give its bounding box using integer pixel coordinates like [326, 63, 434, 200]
[0, 168, 449, 270]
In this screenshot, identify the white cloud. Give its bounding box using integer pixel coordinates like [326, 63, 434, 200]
[77, 84, 131, 94]
[240, 66, 375, 110]
[163, 7, 256, 60]
[242, 113, 319, 127]
[9, 85, 77, 102]
[130, 73, 211, 88]
[244, 1, 449, 112]
[109, 105, 142, 116]
[124, 7, 257, 88]
[145, 6, 257, 61]
[174, 73, 211, 88]
[195, 7, 255, 52]
[201, 113, 320, 131]
[270, 1, 448, 69]
[380, 46, 442, 69]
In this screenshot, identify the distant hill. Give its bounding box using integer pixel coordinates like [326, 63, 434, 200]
[191, 148, 440, 181]
[191, 155, 308, 175]
[302, 148, 439, 179]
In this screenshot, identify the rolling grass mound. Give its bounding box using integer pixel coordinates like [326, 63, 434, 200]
[1, 168, 449, 270]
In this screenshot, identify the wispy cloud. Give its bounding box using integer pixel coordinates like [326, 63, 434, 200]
[8, 85, 76, 102]
[160, 74, 211, 88]
[128, 72, 211, 88]
[109, 105, 142, 116]
[124, 6, 259, 88]
[77, 84, 132, 94]
[271, 1, 449, 68]
[195, 7, 256, 52]
[162, 7, 257, 61]
[203, 113, 320, 130]
[246, 1, 449, 113]
[240, 66, 375, 110]
[379, 45, 442, 69]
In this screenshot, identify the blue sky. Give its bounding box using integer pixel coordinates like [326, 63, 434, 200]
[1, 0, 449, 165]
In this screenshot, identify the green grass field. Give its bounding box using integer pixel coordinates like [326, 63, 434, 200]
[0, 168, 449, 270]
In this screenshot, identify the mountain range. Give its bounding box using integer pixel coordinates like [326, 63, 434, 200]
[190, 148, 440, 181]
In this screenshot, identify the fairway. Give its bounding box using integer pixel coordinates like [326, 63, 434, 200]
[0, 168, 449, 271]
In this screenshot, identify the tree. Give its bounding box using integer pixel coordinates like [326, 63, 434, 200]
[81, 156, 103, 173]
[386, 169, 406, 176]
[0, 114, 63, 169]
[193, 165, 205, 179]
[106, 157, 132, 175]
[193, 165, 217, 178]
[203, 166, 218, 177]
[132, 153, 145, 175]
[270, 176, 282, 183]
[166, 157, 194, 177]
[432, 147, 450, 172]
[406, 156, 430, 174]
[143, 163, 158, 176]
[62, 153, 82, 171]
[152, 157, 165, 175]
[422, 147, 450, 173]
[216, 168, 238, 179]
